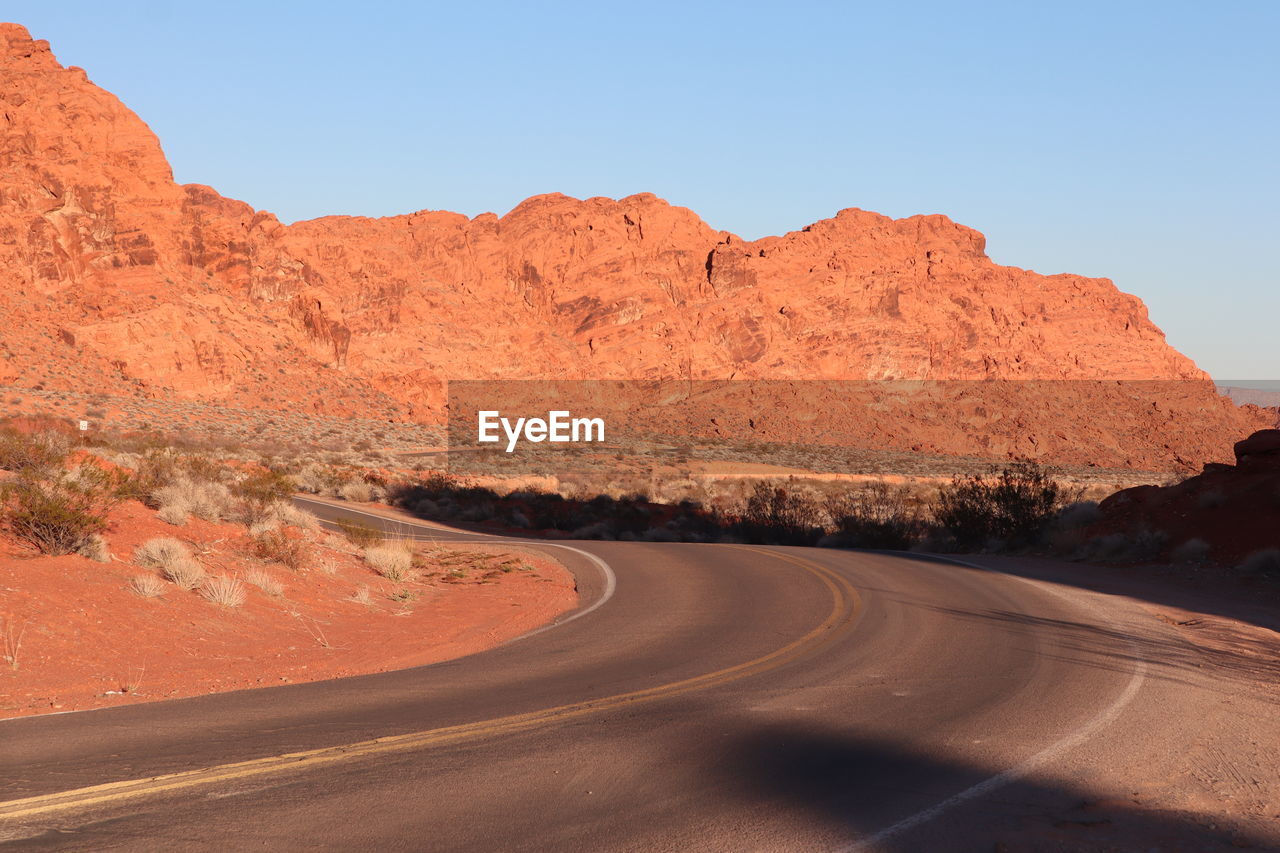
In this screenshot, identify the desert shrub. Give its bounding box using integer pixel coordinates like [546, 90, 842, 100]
[187, 481, 233, 522]
[387, 472, 499, 513]
[157, 503, 189, 526]
[572, 521, 614, 539]
[234, 469, 294, 503]
[821, 482, 923, 549]
[251, 527, 308, 571]
[934, 461, 1081, 551]
[336, 519, 383, 548]
[1197, 489, 1227, 509]
[200, 574, 247, 607]
[0, 428, 68, 473]
[119, 450, 221, 505]
[1, 468, 125, 555]
[248, 519, 279, 536]
[1171, 538, 1212, 564]
[177, 454, 228, 484]
[1238, 548, 1280, 578]
[289, 463, 330, 495]
[128, 573, 167, 597]
[364, 542, 413, 581]
[98, 450, 143, 471]
[1078, 533, 1133, 561]
[229, 469, 295, 525]
[641, 525, 680, 542]
[149, 475, 233, 523]
[1044, 501, 1103, 555]
[265, 501, 319, 531]
[134, 536, 189, 568]
[77, 533, 111, 563]
[1129, 528, 1170, 561]
[243, 567, 283, 597]
[134, 537, 204, 589]
[338, 481, 374, 502]
[1055, 501, 1102, 530]
[114, 450, 173, 503]
[736, 481, 824, 545]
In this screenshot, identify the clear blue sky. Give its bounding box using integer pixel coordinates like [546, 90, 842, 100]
[9, 1, 1278, 379]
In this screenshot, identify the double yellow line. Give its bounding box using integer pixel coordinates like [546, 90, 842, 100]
[0, 547, 859, 821]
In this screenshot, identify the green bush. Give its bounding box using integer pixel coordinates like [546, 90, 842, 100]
[935, 461, 1081, 551]
[1, 467, 126, 555]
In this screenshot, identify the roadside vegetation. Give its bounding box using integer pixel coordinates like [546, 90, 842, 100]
[382, 465, 1099, 555]
[0, 417, 549, 612]
[3, 413, 1274, 580]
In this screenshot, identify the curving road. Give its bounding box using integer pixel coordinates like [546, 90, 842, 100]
[0, 500, 1269, 851]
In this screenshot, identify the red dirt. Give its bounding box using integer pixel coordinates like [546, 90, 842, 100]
[0, 501, 577, 719]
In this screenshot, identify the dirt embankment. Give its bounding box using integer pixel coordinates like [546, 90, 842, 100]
[0, 501, 577, 719]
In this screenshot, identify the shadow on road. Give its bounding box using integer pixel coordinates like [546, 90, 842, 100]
[713, 720, 1275, 851]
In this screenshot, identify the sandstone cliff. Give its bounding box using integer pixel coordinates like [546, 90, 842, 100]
[0, 23, 1264, 467]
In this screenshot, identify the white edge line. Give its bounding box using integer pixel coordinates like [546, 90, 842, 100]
[1, 502, 616, 724]
[835, 554, 1148, 852]
[291, 498, 618, 634]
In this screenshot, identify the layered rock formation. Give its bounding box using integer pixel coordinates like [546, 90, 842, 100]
[0, 23, 1267, 467]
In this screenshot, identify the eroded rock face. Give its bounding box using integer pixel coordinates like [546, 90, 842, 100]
[0, 23, 1267, 466]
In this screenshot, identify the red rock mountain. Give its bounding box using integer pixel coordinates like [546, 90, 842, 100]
[0, 23, 1265, 467]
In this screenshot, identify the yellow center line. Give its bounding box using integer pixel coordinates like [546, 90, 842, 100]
[0, 547, 860, 821]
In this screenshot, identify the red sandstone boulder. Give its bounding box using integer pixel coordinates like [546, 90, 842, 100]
[1234, 430, 1280, 467]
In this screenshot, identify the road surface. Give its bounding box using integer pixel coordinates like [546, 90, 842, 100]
[0, 499, 1273, 851]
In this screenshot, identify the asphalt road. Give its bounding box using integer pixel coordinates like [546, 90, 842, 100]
[0, 500, 1268, 851]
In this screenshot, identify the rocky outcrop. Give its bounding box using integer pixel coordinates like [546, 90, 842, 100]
[0, 23, 1268, 467]
[1094, 430, 1280, 563]
[1234, 430, 1280, 468]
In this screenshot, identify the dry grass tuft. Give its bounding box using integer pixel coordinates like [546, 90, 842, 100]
[248, 519, 279, 536]
[267, 501, 320, 531]
[364, 541, 414, 581]
[77, 533, 111, 563]
[199, 574, 247, 607]
[243, 567, 284, 597]
[348, 585, 373, 606]
[338, 481, 375, 503]
[336, 519, 383, 548]
[128, 573, 167, 598]
[134, 537, 205, 589]
[2, 616, 26, 670]
[151, 477, 233, 523]
[156, 503, 189, 526]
